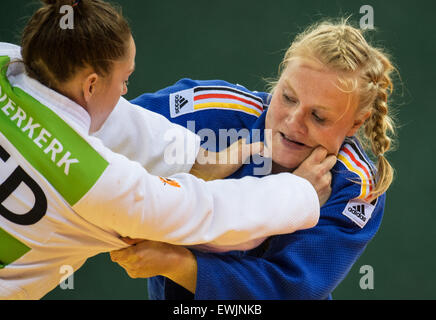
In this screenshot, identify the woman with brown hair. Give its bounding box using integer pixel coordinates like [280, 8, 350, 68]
[0, 0, 335, 299]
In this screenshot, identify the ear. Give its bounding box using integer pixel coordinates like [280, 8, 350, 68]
[346, 110, 371, 137]
[82, 73, 99, 103]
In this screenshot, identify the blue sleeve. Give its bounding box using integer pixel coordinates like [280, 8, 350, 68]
[131, 78, 269, 151]
[191, 172, 385, 299]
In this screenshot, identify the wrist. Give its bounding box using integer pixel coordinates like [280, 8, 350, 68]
[163, 246, 197, 293]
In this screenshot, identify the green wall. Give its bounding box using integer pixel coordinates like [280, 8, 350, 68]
[1, 0, 434, 299]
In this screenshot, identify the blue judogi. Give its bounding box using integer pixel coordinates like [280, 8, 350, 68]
[131, 79, 384, 300]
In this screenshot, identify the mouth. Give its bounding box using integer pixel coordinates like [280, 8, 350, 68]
[279, 132, 308, 148]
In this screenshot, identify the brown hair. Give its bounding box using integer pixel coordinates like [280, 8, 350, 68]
[272, 19, 397, 201]
[21, 0, 131, 89]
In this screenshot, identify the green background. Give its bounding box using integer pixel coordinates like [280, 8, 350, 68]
[1, 0, 434, 299]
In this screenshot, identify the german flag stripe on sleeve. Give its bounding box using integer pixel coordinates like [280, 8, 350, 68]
[345, 140, 376, 179]
[337, 140, 375, 202]
[193, 86, 264, 117]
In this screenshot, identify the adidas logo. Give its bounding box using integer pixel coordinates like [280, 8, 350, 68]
[348, 204, 366, 222]
[174, 94, 188, 114]
[342, 200, 375, 228]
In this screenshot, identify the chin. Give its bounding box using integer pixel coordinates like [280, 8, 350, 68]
[273, 147, 309, 167]
[272, 157, 302, 171]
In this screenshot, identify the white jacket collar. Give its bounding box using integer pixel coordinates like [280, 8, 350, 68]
[0, 42, 92, 134]
[12, 72, 92, 134]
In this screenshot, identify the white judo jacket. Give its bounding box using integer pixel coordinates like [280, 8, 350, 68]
[0, 43, 319, 299]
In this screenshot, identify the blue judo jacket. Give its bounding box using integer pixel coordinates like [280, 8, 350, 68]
[131, 78, 385, 300]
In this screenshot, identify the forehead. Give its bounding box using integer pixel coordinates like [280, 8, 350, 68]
[124, 36, 136, 68]
[112, 36, 136, 72]
[280, 57, 358, 114]
[127, 36, 136, 62]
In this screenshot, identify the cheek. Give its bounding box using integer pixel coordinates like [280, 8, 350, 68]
[106, 82, 124, 103]
[311, 128, 347, 155]
[94, 83, 121, 114]
[266, 99, 286, 129]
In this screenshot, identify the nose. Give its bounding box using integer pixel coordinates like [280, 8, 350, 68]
[285, 106, 307, 134]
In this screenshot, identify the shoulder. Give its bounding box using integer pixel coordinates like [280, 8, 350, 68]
[131, 78, 270, 120]
[325, 137, 385, 231]
[335, 136, 377, 203]
[131, 79, 270, 150]
[0, 42, 21, 58]
[94, 97, 200, 176]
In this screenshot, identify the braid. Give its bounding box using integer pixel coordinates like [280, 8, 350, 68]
[362, 49, 396, 200]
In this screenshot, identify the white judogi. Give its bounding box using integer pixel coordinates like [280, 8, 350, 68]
[0, 43, 319, 299]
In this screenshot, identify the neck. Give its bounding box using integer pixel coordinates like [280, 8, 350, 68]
[55, 79, 100, 133]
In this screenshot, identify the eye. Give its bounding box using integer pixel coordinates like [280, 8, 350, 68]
[283, 93, 297, 104]
[312, 111, 325, 123]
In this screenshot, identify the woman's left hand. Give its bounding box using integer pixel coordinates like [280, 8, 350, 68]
[110, 238, 198, 293]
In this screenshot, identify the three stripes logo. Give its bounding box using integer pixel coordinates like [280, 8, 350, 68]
[348, 204, 366, 222]
[169, 85, 264, 118]
[174, 94, 188, 114]
[342, 200, 375, 228]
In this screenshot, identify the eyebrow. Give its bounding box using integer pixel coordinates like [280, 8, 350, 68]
[283, 78, 331, 111]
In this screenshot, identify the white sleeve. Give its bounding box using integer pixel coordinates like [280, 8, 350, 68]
[92, 97, 201, 176]
[73, 144, 319, 246]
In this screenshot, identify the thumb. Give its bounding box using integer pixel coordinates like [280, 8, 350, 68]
[259, 143, 272, 158]
[308, 146, 328, 164]
[242, 140, 264, 161]
[228, 138, 263, 164]
[120, 237, 145, 245]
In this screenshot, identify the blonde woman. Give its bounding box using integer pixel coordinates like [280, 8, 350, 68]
[110, 19, 397, 299]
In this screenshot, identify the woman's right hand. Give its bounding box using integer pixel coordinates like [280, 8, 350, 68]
[293, 147, 336, 207]
[190, 138, 264, 181]
[111, 238, 198, 293]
